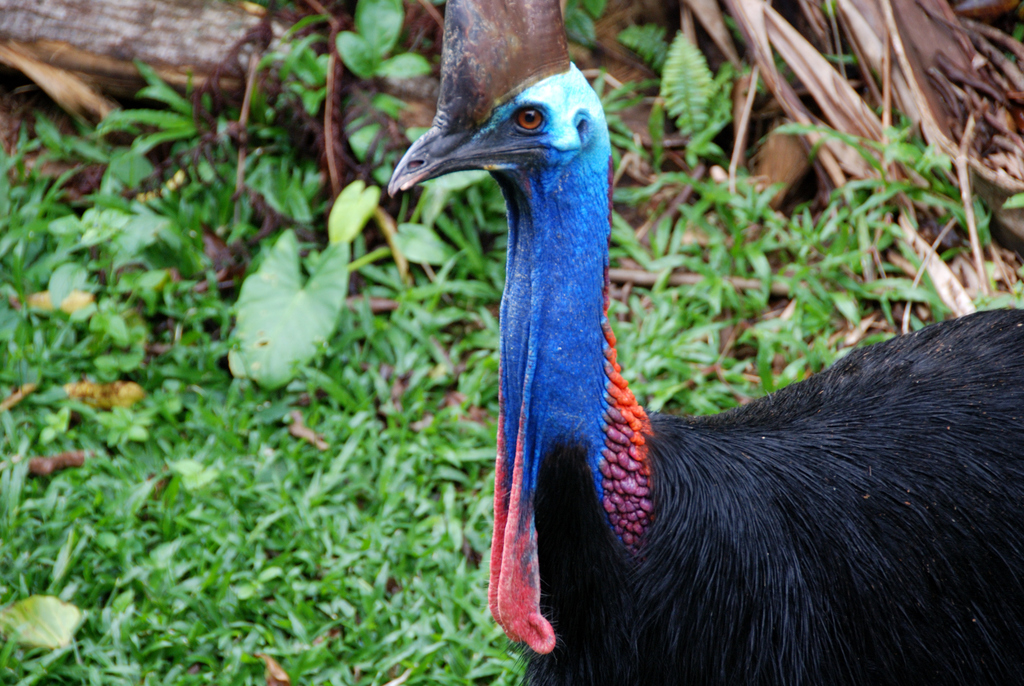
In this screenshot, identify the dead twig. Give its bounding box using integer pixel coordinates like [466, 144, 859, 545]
[955, 114, 989, 296]
[29, 451, 88, 476]
[0, 383, 37, 412]
[608, 267, 790, 296]
[636, 165, 706, 243]
[729, 65, 759, 195]
[325, 51, 343, 199]
[234, 53, 260, 202]
[414, 0, 445, 29]
[903, 217, 957, 333]
[346, 296, 400, 313]
[991, 242, 1013, 286]
[382, 668, 413, 686]
[300, 0, 341, 30]
[882, 22, 892, 133]
[959, 18, 1024, 65]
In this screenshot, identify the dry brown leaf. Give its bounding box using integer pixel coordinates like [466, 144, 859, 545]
[0, 41, 116, 122]
[879, 0, 1024, 247]
[843, 312, 882, 347]
[64, 381, 146, 409]
[287, 411, 329, 451]
[760, 3, 883, 143]
[0, 383, 37, 412]
[25, 290, 95, 314]
[679, 0, 741, 66]
[254, 653, 291, 686]
[752, 125, 811, 208]
[410, 413, 434, 432]
[973, 171, 1024, 253]
[725, 0, 864, 184]
[835, 0, 921, 122]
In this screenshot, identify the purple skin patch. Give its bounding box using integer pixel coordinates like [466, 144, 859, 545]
[597, 316, 652, 551]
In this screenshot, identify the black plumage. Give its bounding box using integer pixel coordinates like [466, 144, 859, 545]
[531, 309, 1024, 685]
[387, 0, 1024, 677]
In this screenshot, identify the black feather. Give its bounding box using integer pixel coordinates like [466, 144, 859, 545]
[530, 309, 1024, 685]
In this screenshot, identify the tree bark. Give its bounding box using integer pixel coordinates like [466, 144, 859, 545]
[0, 0, 284, 102]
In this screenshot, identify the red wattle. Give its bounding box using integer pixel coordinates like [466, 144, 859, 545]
[489, 406, 556, 654]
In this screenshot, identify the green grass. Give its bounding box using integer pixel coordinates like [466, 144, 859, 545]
[3, 40, 1024, 686]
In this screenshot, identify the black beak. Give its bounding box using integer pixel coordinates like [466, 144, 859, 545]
[388, 124, 478, 196]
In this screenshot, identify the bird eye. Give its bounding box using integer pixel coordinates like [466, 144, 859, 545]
[516, 108, 543, 130]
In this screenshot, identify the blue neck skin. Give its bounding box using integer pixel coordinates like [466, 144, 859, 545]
[492, 68, 613, 505]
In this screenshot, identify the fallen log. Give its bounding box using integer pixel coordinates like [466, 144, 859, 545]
[0, 0, 284, 114]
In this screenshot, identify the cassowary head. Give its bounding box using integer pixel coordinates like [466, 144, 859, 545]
[389, 0, 608, 196]
[390, 0, 628, 657]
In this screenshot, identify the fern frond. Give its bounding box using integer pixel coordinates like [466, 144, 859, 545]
[660, 32, 713, 137]
[617, 24, 668, 73]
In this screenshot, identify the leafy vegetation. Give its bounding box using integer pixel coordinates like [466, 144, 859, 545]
[661, 33, 714, 138]
[2, 0, 1022, 683]
[617, 24, 669, 73]
[337, 0, 432, 80]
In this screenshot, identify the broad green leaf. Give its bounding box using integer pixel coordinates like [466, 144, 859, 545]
[230, 231, 350, 389]
[0, 149, 10, 220]
[133, 61, 192, 115]
[371, 92, 406, 118]
[106, 149, 155, 188]
[97, 109, 194, 136]
[48, 263, 88, 311]
[618, 24, 668, 72]
[355, 0, 404, 58]
[394, 223, 455, 265]
[337, 32, 378, 80]
[0, 596, 83, 649]
[132, 127, 198, 155]
[832, 292, 860, 325]
[406, 126, 430, 143]
[376, 53, 432, 79]
[1004, 193, 1024, 209]
[247, 158, 314, 222]
[76, 208, 170, 269]
[582, 0, 606, 18]
[169, 459, 221, 491]
[419, 171, 489, 229]
[328, 181, 381, 244]
[564, 7, 596, 47]
[348, 124, 382, 163]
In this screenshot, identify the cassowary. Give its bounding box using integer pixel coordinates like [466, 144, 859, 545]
[388, 0, 1024, 682]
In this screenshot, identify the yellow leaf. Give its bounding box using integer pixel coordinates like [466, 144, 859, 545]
[0, 596, 83, 649]
[59, 290, 95, 313]
[64, 381, 146, 409]
[25, 290, 95, 313]
[25, 291, 54, 311]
